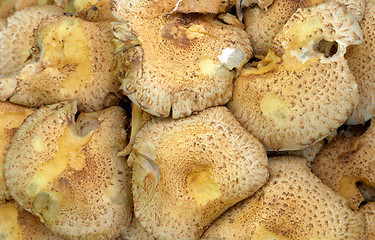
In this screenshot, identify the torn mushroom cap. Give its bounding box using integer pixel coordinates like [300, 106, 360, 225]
[128, 106, 268, 239]
[112, 0, 252, 118]
[4, 102, 132, 239]
[202, 156, 365, 239]
[311, 119, 375, 210]
[243, 0, 365, 56]
[0, 5, 64, 75]
[228, 1, 362, 151]
[346, 0, 375, 124]
[1, 15, 121, 112]
[121, 214, 155, 240]
[358, 202, 375, 239]
[0, 102, 33, 204]
[0, 201, 64, 240]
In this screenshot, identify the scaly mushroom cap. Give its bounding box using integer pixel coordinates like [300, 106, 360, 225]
[359, 202, 375, 239]
[0, 201, 64, 240]
[1, 16, 122, 112]
[346, 0, 375, 124]
[202, 156, 365, 239]
[121, 214, 154, 240]
[112, 0, 252, 118]
[0, 0, 47, 19]
[0, 5, 64, 75]
[228, 1, 362, 151]
[166, 0, 234, 14]
[311, 119, 375, 210]
[4, 102, 132, 239]
[128, 106, 269, 239]
[0, 102, 33, 204]
[61, 0, 115, 21]
[243, 0, 365, 56]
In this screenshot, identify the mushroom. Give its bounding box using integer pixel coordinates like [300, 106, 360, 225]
[311, 118, 375, 210]
[243, 0, 365, 56]
[0, 15, 123, 112]
[121, 214, 155, 240]
[346, 0, 375, 124]
[165, 0, 234, 15]
[0, 0, 49, 19]
[128, 106, 269, 239]
[58, 0, 115, 22]
[227, 1, 362, 151]
[0, 5, 64, 76]
[112, 0, 252, 118]
[202, 156, 365, 239]
[0, 102, 33, 204]
[4, 102, 132, 239]
[0, 200, 65, 239]
[358, 202, 375, 239]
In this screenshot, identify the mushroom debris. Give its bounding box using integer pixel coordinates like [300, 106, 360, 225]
[0, 0, 374, 239]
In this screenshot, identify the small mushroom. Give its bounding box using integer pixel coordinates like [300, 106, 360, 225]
[128, 106, 269, 239]
[311, 118, 375, 210]
[112, 0, 252, 118]
[358, 202, 375, 239]
[228, 1, 362, 150]
[0, 102, 33, 204]
[202, 156, 365, 239]
[4, 102, 132, 239]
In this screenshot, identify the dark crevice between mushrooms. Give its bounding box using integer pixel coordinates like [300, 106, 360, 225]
[357, 181, 375, 206]
[315, 39, 338, 58]
[337, 119, 371, 138]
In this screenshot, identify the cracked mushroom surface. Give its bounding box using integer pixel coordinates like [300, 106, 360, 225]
[128, 107, 269, 239]
[0, 15, 122, 112]
[112, 0, 252, 118]
[228, 1, 362, 151]
[4, 102, 132, 240]
[0, 102, 33, 204]
[311, 119, 375, 210]
[202, 156, 365, 239]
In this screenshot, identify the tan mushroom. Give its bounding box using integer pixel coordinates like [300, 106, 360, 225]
[346, 0, 375, 124]
[4, 102, 132, 239]
[128, 106, 269, 239]
[227, 1, 362, 151]
[58, 0, 115, 22]
[311, 118, 375, 210]
[0, 15, 122, 112]
[166, 0, 234, 15]
[358, 202, 375, 239]
[0, 5, 64, 76]
[202, 156, 365, 239]
[0, 102, 33, 204]
[112, 0, 252, 118]
[121, 214, 155, 240]
[0, 0, 51, 19]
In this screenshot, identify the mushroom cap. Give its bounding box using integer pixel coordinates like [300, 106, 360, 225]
[0, 201, 65, 240]
[166, 0, 234, 14]
[0, 5, 64, 75]
[0, 102, 33, 204]
[112, 0, 252, 118]
[346, 0, 375, 124]
[0, 0, 44, 19]
[4, 102, 132, 239]
[311, 118, 375, 210]
[121, 214, 155, 240]
[359, 202, 375, 239]
[62, 0, 116, 21]
[2, 16, 121, 112]
[228, 1, 362, 151]
[202, 156, 365, 239]
[128, 106, 269, 239]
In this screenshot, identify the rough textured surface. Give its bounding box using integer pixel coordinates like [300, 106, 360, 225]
[121, 214, 154, 240]
[359, 202, 375, 239]
[346, 0, 375, 124]
[0, 5, 64, 76]
[128, 107, 269, 239]
[228, 1, 362, 151]
[113, 0, 252, 118]
[202, 156, 365, 239]
[0, 0, 44, 19]
[0, 102, 33, 204]
[4, 102, 132, 239]
[312, 119, 375, 210]
[59, 0, 116, 22]
[165, 0, 234, 14]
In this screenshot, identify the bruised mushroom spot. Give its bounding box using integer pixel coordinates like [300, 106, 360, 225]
[32, 136, 45, 152]
[103, 184, 132, 207]
[32, 190, 62, 224]
[260, 93, 289, 124]
[252, 225, 291, 240]
[0, 202, 22, 239]
[187, 165, 221, 206]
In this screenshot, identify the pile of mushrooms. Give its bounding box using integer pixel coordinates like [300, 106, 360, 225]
[0, 0, 374, 239]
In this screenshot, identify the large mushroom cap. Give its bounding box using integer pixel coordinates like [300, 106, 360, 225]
[0, 102, 33, 204]
[112, 0, 252, 118]
[128, 106, 269, 239]
[202, 156, 365, 239]
[228, 1, 362, 151]
[311, 118, 375, 210]
[4, 102, 132, 239]
[0, 5, 64, 76]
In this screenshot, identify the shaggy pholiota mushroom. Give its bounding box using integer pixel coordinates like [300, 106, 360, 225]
[128, 107, 269, 239]
[202, 156, 365, 239]
[4, 102, 132, 239]
[0, 102, 33, 204]
[228, 1, 362, 151]
[358, 202, 375, 239]
[121, 214, 154, 240]
[112, 0, 252, 118]
[311, 119, 375, 210]
[0, 15, 124, 112]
